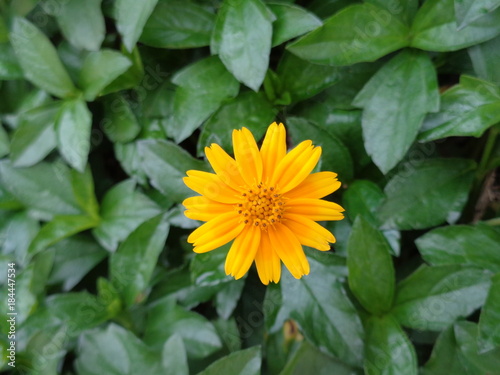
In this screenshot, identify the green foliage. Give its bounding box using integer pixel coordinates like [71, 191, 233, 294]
[1, 1, 500, 374]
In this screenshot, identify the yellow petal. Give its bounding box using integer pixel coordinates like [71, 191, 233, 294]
[184, 170, 240, 204]
[225, 224, 261, 279]
[183, 196, 233, 221]
[286, 172, 341, 199]
[188, 211, 241, 246]
[286, 198, 345, 221]
[255, 231, 281, 284]
[271, 141, 321, 193]
[268, 223, 309, 279]
[205, 143, 246, 190]
[260, 122, 286, 183]
[283, 213, 336, 251]
[232, 127, 263, 186]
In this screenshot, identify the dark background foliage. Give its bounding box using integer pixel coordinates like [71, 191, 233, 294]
[1, 0, 500, 374]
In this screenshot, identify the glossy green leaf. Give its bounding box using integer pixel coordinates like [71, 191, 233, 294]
[48, 235, 107, 291]
[416, 223, 500, 273]
[28, 214, 99, 258]
[392, 265, 491, 331]
[79, 49, 132, 101]
[347, 217, 395, 314]
[114, 0, 158, 52]
[54, 0, 105, 51]
[353, 49, 439, 173]
[101, 94, 141, 143]
[197, 346, 261, 375]
[343, 180, 384, 226]
[410, 0, 500, 51]
[197, 91, 277, 156]
[0, 126, 8, 158]
[0, 161, 81, 217]
[287, 2, 409, 66]
[70, 166, 99, 219]
[76, 324, 174, 375]
[211, 0, 274, 90]
[10, 102, 59, 167]
[276, 52, 339, 103]
[378, 158, 476, 230]
[280, 339, 356, 375]
[268, 3, 322, 47]
[110, 214, 169, 306]
[287, 117, 354, 181]
[364, 315, 417, 375]
[100, 46, 145, 95]
[144, 296, 223, 358]
[10, 17, 77, 98]
[478, 273, 500, 351]
[140, 0, 215, 49]
[138, 139, 208, 203]
[55, 98, 92, 173]
[454, 0, 500, 28]
[281, 254, 364, 366]
[168, 56, 239, 143]
[365, 0, 419, 25]
[419, 75, 500, 141]
[0, 43, 23, 80]
[468, 34, 500, 85]
[0, 211, 39, 266]
[190, 244, 234, 286]
[92, 180, 160, 251]
[162, 335, 189, 375]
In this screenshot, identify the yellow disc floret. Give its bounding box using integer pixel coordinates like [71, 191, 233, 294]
[237, 182, 285, 229]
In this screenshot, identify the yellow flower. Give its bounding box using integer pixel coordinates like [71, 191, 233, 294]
[183, 122, 344, 284]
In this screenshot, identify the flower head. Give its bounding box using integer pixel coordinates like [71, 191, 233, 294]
[183, 122, 344, 284]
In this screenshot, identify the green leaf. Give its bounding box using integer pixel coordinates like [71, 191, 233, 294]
[70, 166, 99, 219]
[140, 0, 215, 49]
[415, 223, 500, 273]
[454, 321, 500, 372]
[280, 339, 356, 375]
[197, 91, 277, 156]
[92, 179, 160, 251]
[48, 235, 107, 291]
[55, 98, 92, 172]
[101, 94, 141, 143]
[343, 180, 384, 226]
[0, 211, 39, 266]
[162, 335, 189, 375]
[468, 34, 500, 85]
[365, 0, 419, 25]
[347, 217, 395, 314]
[478, 273, 500, 351]
[54, 0, 105, 51]
[281, 254, 364, 366]
[286, 117, 354, 182]
[215, 280, 245, 320]
[168, 56, 240, 143]
[114, 141, 148, 185]
[110, 214, 169, 306]
[10, 17, 77, 98]
[0, 43, 23, 80]
[138, 139, 208, 203]
[268, 3, 322, 47]
[211, 0, 274, 90]
[45, 292, 111, 335]
[196, 346, 261, 375]
[392, 265, 491, 331]
[421, 326, 469, 375]
[364, 315, 417, 375]
[287, 2, 409, 66]
[0, 125, 9, 158]
[10, 102, 59, 167]
[114, 0, 158, 52]
[144, 296, 223, 358]
[419, 75, 500, 141]
[378, 158, 476, 230]
[28, 214, 99, 258]
[0, 161, 81, 217]
[100, 46, 145, 95]
[76, 324, 174, 375]
[79, 49, 132, 101]
[353, 49, 439, 173]
[454, 0, 500, 28]
[276, 52, 339, 103]
[190, 244, 234, 286]
[410, 0, 500, 52]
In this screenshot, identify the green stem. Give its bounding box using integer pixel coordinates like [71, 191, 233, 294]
[477, 126, 499, 180]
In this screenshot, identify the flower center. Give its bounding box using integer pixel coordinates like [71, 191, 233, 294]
[236, 182, 285, 229]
